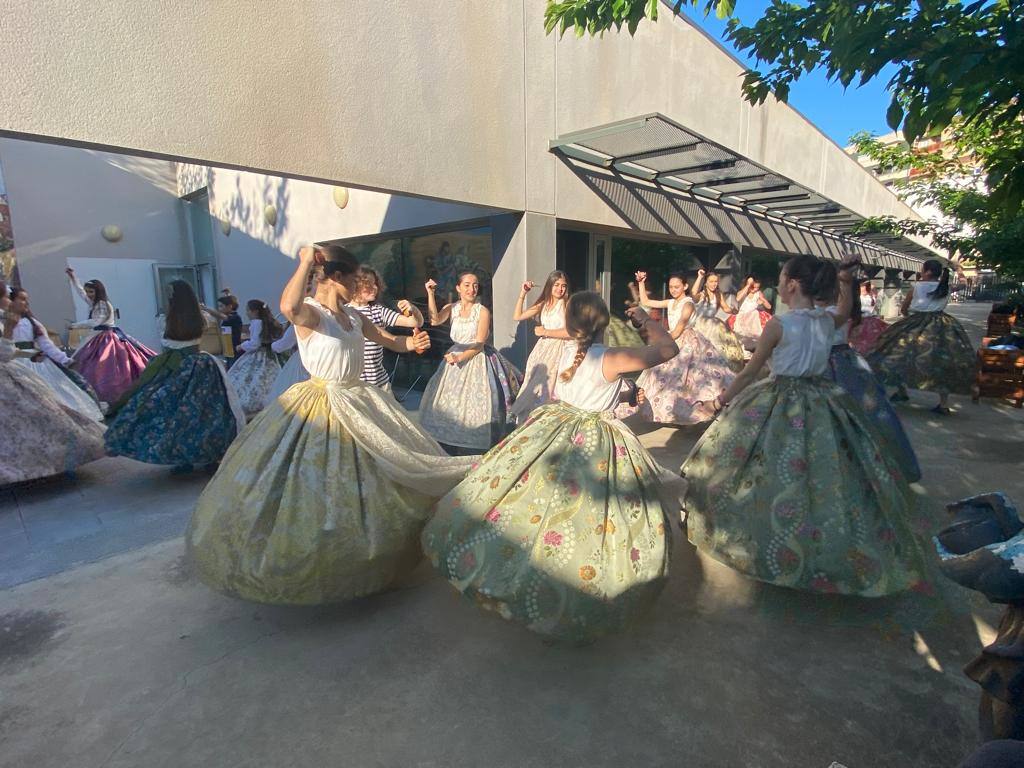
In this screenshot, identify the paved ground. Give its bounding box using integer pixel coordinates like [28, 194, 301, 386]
[1, 302, 1021, 767]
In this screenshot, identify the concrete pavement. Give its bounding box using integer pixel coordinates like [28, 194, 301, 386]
[1, 301, 1022, 767]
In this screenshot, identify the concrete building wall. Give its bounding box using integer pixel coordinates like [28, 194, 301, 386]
[176, 164, 497, 318]
[1, 0, 925, 235]
[0, 138, 188, 341]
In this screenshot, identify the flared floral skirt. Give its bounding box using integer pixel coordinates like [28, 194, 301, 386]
[419, 346, 522, 450]
[866, 311, 974, 395]
[0, 363, 106, 485]
[681, 376, 930, 596]
[422, 402, 672, 642]
[848, 316, 888, 356]
[105, 348, 243, 466]
[72, 326, 155, 404]
[187, 378, 476, 605]
[826, 344, 921, 482]
[11, 355, 104, 421]
[227, 346, 283, 417]
[692, 317, 747, 372]
[616, 328, 735, 425]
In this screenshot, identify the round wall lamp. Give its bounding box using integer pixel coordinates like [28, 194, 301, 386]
[101, 225, 123, 243]
[332, 186, 350, 209]
[264, 205, 278, 227]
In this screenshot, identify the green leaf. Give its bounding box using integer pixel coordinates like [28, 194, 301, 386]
[886, 98, 904, 131]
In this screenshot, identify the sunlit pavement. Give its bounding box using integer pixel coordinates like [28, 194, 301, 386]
[1, 301, 1020, 767]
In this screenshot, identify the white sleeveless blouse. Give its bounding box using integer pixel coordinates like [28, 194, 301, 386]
[770, 308, 833, 377]
[554, 344, 621, 412]
[296, 298, 364, 383]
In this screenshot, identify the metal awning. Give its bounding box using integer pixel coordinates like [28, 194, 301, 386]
[549, 113, 938, 270]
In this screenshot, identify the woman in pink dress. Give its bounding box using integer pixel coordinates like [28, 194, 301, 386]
[67, 267, 155, 403]
[848, 281, 889, 356]
[616, 271, 735, 425]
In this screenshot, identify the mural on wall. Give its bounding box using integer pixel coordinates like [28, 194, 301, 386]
[0, 154, 19, 285]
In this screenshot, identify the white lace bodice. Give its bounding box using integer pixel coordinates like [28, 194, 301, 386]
[296, 298, 364, 383]
[450, 302, 482, 345]
[859, 294, 877, 317]
[540, 300, 566, 330]
[770, 308, 833, 377]
[554, 344, 621, 412]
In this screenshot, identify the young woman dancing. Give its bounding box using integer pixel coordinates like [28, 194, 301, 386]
[508, 270, 571, 421]
[728, 275, 773, 342]
[66, 267, 155, 403]
[616, 270, 734, 425]
[226, 298, 285, 417]
[105, 280, 245, 473]
[422, 292, 679, 643]
[867, 259, 974, 414]
[682, 255, 929, 597]
[689, 269, 746, 371]
[0, 282, 105, 484]
[418, 272, 522, 454]
[6, 286, 104, 421]
[187, 246, 478, 605]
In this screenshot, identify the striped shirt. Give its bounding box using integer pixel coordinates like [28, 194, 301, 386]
[352, 302, 401, 386]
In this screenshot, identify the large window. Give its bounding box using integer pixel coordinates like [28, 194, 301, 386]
[609, 237, 707, 319]
[343, 225, 494, 391]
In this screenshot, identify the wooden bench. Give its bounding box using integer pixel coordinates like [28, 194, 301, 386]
[973, 337, 1024, 408]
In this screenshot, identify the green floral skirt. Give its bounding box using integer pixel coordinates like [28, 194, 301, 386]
[682, 376, 930, 597]
[866, 311, 974, 395]
[422, 402, 672, 642]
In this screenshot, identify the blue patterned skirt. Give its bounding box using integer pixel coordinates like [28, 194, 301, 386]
[105, 346, 241, 466]
[826, 344, 921, 482]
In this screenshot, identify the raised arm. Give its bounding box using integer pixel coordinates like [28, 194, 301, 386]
[66, 268, 89, 303]
[635, 271, 671, 309]
[736, 277, 754, 304]
[513, 281, 542, 322]
[601, 307, 679, 378]
[425, 280, 453, 326]
[691, 269, 706, 298]
[830, 258, 859, 329]
[281, 247, 323, 339]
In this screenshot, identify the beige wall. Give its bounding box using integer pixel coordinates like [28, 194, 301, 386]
[2, 1, 924, 236]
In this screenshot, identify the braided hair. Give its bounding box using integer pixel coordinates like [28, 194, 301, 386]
[559, 291, 610, 384]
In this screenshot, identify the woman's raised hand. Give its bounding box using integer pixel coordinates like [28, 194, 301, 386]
[635, 271, 647, 283]
[521, 281, 534, 294]
[425, 279, 438, 293]
[298, 245, 320, 265]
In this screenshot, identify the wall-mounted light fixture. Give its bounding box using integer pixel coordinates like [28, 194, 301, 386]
[101, 225, 123, 242]
[264, 205, 278, 227]
[332, 186, 350, 209]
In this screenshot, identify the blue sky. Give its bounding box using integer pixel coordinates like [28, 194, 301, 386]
[683, 3, 897, 147]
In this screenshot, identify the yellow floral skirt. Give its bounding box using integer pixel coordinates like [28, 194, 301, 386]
[187, 378, 475, 605]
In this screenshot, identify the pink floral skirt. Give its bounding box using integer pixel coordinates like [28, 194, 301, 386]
[73, 327, 155, 404]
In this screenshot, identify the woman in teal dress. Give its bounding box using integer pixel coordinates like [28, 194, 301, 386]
[105, 281, 246, 472]
[422, 292, 680, 642]
[682, 255, 930, 597]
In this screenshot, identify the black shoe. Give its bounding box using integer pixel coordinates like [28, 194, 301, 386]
[931, 404, 952, 415]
